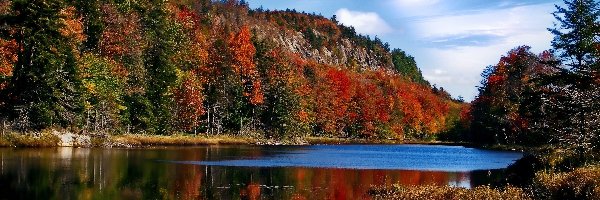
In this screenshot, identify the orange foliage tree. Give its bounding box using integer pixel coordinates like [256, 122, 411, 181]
[59, 6, 86, 48]
[228, 25, 263, 105]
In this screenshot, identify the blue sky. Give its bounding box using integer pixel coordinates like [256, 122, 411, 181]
[247, 0, 561, 101]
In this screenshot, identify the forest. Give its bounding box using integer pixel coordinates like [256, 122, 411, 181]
[0, 0, 597, 152]
[0, 0, 462, 141]
[0, 0, 600, 199]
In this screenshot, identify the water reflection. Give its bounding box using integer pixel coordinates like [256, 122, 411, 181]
[0, 146, 511, 200]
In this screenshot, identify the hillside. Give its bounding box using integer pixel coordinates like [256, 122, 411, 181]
[0, 0, 463, 140]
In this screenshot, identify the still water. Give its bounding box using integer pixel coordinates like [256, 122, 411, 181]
[0, 145, 522, 200]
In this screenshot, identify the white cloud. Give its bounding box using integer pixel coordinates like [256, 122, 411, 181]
[335, 8, 393, 35]
[414, 9, 516, 40]
[413, 3, 556, 101]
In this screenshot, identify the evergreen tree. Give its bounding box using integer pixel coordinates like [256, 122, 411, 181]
[391, 49, 428, 85]
[550, 0, 600, 72]
[543, 0, 600, 153]
[73, 0, 103, 51]
[142, 1, 179, 134]
[1, 0, 82, 129]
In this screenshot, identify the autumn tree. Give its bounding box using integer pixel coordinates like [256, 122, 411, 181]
[0, 38, 17, 91]
[223, 26, 264, 134]
[0, 1, 16, 110]
[1, 0, 83, 129]
[471, 46, 543, 145]
[312, 68, 355, 136]
[165, 4, 210, 133]
[99, 4, 152, 132]
[254, 44, 307, 138]
[228, 26, 263, 105]
[173, 72, 204, 133]
[79, 54, 126, 131]
[350, 76, 391, 138]
[438, 103, 472, 142]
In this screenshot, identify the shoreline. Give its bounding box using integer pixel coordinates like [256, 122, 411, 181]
[0, 130, 528, 152]
[0, 130, 494, 149]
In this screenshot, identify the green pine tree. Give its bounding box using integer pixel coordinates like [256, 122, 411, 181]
[544, 0, 600, 153]
[391, 49, 428, 85]
[142, 1, 180, 134]
[72, 0, 103, 52]
[1, 0, 83, 129]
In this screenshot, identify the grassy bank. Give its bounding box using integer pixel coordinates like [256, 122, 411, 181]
[0, 130, 527, 148]
[0, 133, 406, 147]
[0, 129, 447, 147]
[107, 134, 257, 147]
[369, 185, 530, 200]
[0, 130, 557, 151]
[369, 167, 600, 200]
[0, 130, 259, 148]
[532, 166, 600, 199]
[0, 131, 61, 147]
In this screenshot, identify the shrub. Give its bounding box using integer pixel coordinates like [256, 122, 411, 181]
[369, 184, 530, 200]
[0, 135, 10, 147]
[108, 134, 254, 147]
[533, 166, 600, 200]
[3, 131, 60, 147]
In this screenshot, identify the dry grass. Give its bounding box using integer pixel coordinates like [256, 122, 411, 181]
[108, 134, 256, 147]
[533, 166, 600, 200]
[1, 131, 61, 147]
[0, 135, 10, 147]
[369, 184, 530, 200]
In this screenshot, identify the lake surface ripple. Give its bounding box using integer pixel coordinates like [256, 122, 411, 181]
[0, 145, 522, 199]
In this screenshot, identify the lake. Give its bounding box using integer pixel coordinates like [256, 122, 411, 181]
[0, 145, 522, 200]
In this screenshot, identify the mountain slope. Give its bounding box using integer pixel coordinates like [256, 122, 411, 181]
[0, 0, 463, 140]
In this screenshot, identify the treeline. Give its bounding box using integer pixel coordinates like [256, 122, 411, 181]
[464, 0, 600, 154]
[0, 0, 459, 139]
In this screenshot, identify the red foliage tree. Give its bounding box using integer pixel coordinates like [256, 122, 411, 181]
[99, 5, 144, 59]
[0, 2, 18, 91]
[312, 67, 356, 135]
[353, 78, 391, 137]
[0, 39, 17, 90]
[173, 73, 205, 132]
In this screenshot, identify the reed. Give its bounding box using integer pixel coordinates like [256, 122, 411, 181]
[0, 131, 60, 147]
[369, 184, 530, 200]
[108, 134, 256, 147]
[532, 166, 600, 200]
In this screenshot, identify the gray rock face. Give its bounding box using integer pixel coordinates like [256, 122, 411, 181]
[251, 24, 393, 70]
